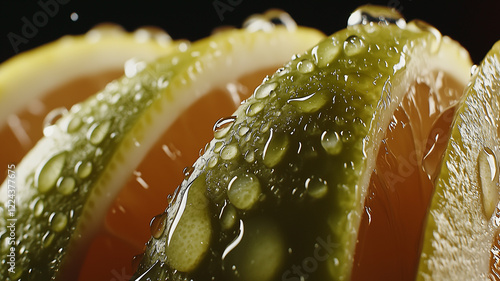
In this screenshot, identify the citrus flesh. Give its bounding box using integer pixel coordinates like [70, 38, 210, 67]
[0, 12, 324, 281]
[0, 24, 178, 174]
[417, 40, 500, 280]
[132, 7, 472, 281]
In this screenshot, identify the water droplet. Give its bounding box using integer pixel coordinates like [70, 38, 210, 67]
[75, 161, 93, 179]
[305, 177, 328, 199]
[243, 9, 296, 32]
[321, 131, 343, 155]
[183, 166, 194, 179]
[66, 117, 82, 133]
[207, 156, 219, 168]
[214, 116, 236, 139]
[254, 82, 278, 99]
[347, 5, 406, 28]
[262, 129, 289, 168]
[244, 150, 255, 163]
[220, 203, 237, 230]
[478, 147, 499, 218]
[42, 231, 55, 248]
[35, 152, 67, 193]
[56, 177, 76, 195]
[343, 35, 367, 57]
[124, 58, 147, 78]
[238, 126, 250, 137]
[245, 102, 265, 117]
[287, 92, 329, 113]
[470, 64, 479, 76]
[213, 141, 224, 153]
[150, 212, 167, 239]
[49, 212, 68, 232]
[220, 144, 239, 160]
[87, 120, 111, 145]
[32, 198, 44, 217]
[296, 59, 315, 73]
[43, 107, 68, 129]
[227, 174, 261, 210]
[311, 38, 341, 68]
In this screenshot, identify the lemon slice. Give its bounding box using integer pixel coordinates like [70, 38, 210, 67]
[132, 6, 472, 281]
[0, 24, 180, 174]
[417, 41, 500, 280]
[0, 13, 324, 281]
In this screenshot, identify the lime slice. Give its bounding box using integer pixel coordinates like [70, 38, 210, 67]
[0, 24, 180, 175]
[0, 13, 324, 281]
[133, 6, 472, 281]
[417, 41, 500, 280]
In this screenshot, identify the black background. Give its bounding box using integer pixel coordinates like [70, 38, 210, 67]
[0, 0, 499, 64]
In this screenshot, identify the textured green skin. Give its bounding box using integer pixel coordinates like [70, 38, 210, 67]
[134, 23, 439, 281]
[0, 26, 324, 280]
[417, 41, 500, 280]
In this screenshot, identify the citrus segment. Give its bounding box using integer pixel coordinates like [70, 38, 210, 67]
[0, 13, 324, 281]
[133, 7, 471, 281]
[0, 24, 178, 175]
[417, 40, 500, 280]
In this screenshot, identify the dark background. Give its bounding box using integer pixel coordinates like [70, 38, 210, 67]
[0, 0, 498, 64]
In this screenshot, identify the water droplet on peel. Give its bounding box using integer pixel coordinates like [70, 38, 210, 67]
[254, 82, 278, 99]
[150, 212, 167, 239]
[287, 92, 329, 113]
[305, 177, 328, 199]
[32, 198, 44, 217]
[183, 166, 194, 179]
[311, 39, 341, 68]
[227, 174, 261, 210]
[124, 58, 147, 78]
[238, 126, 250, 137]
[214, 116, 236, 139]
[470, 64, 479, 76]
[220, 203, 238, 230]
[244, 150, 255, 163]
[343, 35, 367, 57]
[245, 102, 265, 117]
[57, 177, 76, 195]
[321, 131, 343, 155]
[296, 59, 315, 73]
[49, 212, 68, 232]
[66, 117, 82, 133]
[244, 9, 297, 32]
[208, 156, 219, 168]
[75, 161, 93, 179]
[43, 107, 68, 129]
[347, 5, 406, 28]
[220, 144, 239, 160]
[87, 120, 111, 145]
[478, 147, 500, 219]
[42, 231, 55, 248]
[35, 152, 67, 193]
[262, 129, 289, 168]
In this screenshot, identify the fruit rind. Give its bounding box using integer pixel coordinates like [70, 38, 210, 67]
[417, 40, 500, 281]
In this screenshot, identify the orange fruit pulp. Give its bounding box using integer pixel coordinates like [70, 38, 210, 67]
[352, 72, 464, 280]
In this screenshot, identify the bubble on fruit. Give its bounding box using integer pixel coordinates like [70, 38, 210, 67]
[321, 130, 343, 155]
[220, 203, 238, 230]
[220, 144, 239, 160]
[244, 10, 296, 32]
[87, 120, 112, 145]
[347, 5, 406, 28]
[254, 82, 278, 99]
[343, 35, 367, 57]
[245, 102, 265, 117]
[227, 174, 261, 210]
[43, 107, 68, 130]
[262, 129, 289, 168]
[75, 160, 93, 179]
[287, 92, 329, 113]
[297, 59, 315, 73]
[49, 212, 68, 232]
[477, 147, 500, 219]
[35, 152, 67, 193]
[32, 198, 44, 217]
[214, 116, 236, 139]
[56, 176, 76, 195]
[150, 212, 167, 239]
[42, 231, 55, 248]
[305, 176, 328, 199]
[311, 38, 341, 68]
[124, 58, 147, 78]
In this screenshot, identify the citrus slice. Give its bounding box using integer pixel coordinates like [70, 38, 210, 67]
[0, 11, 324, 281]
[132, 6, 472, 281]
[417, 41, 500, 280]
[0, 24, 179, 174]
